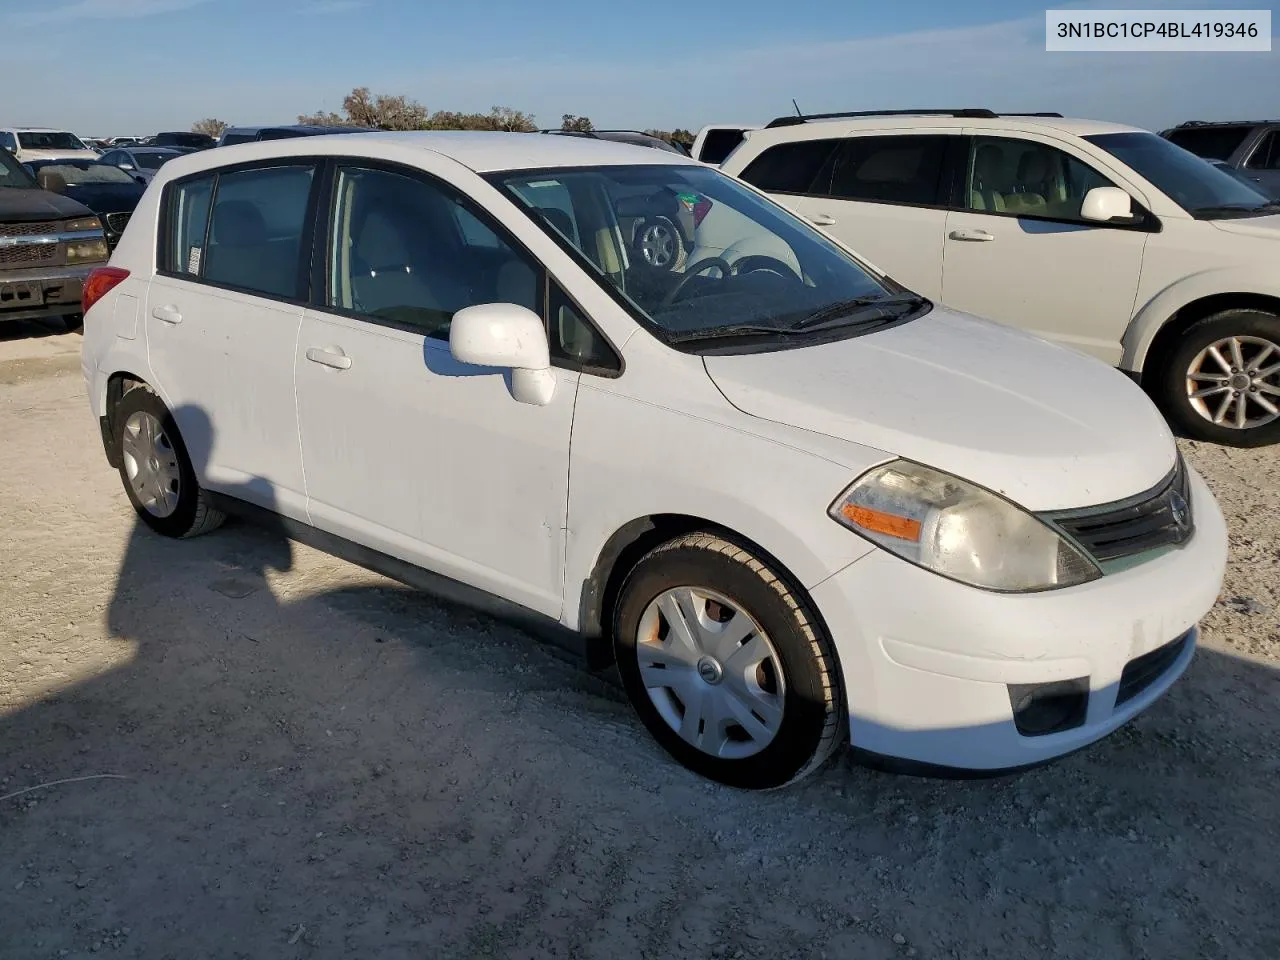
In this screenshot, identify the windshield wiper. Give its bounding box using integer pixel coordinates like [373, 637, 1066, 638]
[791, 293, 928, 331]
[667, 323, 800, 344]
[1192, 203, 1280, 218]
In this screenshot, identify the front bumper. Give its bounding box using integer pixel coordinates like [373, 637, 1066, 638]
[809, 465, 1228, 772]
[0, 263, 95, 321]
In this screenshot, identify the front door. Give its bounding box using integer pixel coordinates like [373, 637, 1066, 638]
[294, 161, 579, 618]
[145, 162, 317, 518]
[941, 133, 1148, 365]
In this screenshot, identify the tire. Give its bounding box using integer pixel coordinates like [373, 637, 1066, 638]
[112, 387, 224, 538]
[612, 532, 845, 789]
[1157, 309, 1280, 447]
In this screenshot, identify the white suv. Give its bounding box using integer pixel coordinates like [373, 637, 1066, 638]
[720, 109, 1280, 446]
[0, 127, 98, 164]
[81, 132, 1225, 788]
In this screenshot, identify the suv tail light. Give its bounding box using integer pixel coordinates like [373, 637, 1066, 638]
[82, 266, 130, 315]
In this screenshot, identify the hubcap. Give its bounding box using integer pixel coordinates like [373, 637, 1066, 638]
[639, 222, 676, 267]
[121, 411, 181, 518]
[635, 587, 785, 760]
[1186, 335, 1280, 430]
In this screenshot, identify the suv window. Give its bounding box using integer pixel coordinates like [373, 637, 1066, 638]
[327, 165, 543, 339]
[699, 129, 748, 165]
[737, 139, 841, 194]
[1165, 125, 1253, 161]
[0, 132, 16, 152]
[829, 135, 948, 206]
[965, 136, 1116, 222]
[1246, 131, 1280, 170]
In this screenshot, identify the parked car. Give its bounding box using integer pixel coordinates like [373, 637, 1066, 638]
[1209, 157, 1277, 196]
[0, 127, 99, 164]
[216, 124, 378, 146]
[540, 129, 690, 156]
[150, 131, 217, 151]
[719, 108, 1280, 446]
[690, 124, 760, 165]
[1160, 120, 1280, 199]
[0, 147, 108, 330]
[23, 160, 144, 250]
[81, 132, 1226, 788]
[99, 146, 192, 184]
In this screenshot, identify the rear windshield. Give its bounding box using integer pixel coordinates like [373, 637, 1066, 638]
[699, 129, 748, 165]
[219, 133, 257, 146]
[17, 131, 87, 151]
[32, 163, 136, 185]
[1164, 125, 1253, 161]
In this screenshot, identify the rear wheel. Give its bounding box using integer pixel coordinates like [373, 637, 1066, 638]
[1158, 309, 1280, 447]
[113, 387, 224, 538]
[612, 533, 845, 789]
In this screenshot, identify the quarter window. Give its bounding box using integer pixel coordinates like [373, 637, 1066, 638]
[829, 135, 948, 206]
[1165, 125, 1252, 161]
[1246, 132, 1280, 170]
[203, 165, 315, 298]
[165, 175, 215, 275]
[965, 136, 1117, 222]
[737, 139, 841, 194]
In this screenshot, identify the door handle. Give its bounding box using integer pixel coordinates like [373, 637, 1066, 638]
[809, 213, 838, 226]
[948, 229, 995, 242]
[305, 346, 352, 370]
[151, 304, 182, 324]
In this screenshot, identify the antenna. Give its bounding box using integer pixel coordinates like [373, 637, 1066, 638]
[792, 98, 802, 117]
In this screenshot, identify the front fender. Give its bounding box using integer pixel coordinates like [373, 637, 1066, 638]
[1122, 267, 1280, 372]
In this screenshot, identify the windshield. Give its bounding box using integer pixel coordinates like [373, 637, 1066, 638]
[0, 147, 35, 188]
[32, 162, 135, 185]
[489, 164, 918, 347]
[17, 131, 88, 151]
[1085, 132, 1275, 218]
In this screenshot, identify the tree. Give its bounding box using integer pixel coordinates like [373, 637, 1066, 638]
[561, 114, 594, 133]
[486, 106, 537, 133]
[645, 128, 696, 148]
[191, 118, 227, 138]
[299, 86, 431, 131]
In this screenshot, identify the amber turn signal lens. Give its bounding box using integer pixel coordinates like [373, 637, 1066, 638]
[840, 504, 921, 541]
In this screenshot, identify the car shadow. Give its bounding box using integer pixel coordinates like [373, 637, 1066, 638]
[1, 417, 1278, 958]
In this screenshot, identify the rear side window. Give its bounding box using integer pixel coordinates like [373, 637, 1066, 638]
[829, 135, 949, 206]
[699, 129, 747, 165]
[738, 139, 841, 194]
[1246, 131, 1280, 170]
[204, 166, 314, 298]
[1165, 125, 1253, 161]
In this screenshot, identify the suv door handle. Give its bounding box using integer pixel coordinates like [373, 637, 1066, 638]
[305, 346, 352, 370]
[949, 229, 995, 242]
[151, 304, 182, 324]
[809, 213, 838, 226]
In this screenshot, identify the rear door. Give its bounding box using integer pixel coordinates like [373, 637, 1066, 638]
[145, 160, 317, 518]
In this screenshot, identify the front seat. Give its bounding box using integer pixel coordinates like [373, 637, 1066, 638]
[347, 201, 452, 330]
[1007, 151, 1051, 215]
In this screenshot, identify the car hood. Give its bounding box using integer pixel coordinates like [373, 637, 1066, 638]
[0, 186, 93, 222]
[701, 307, 1176, 512]
[1210, 212, 1280, 239]
[63, 183, 145, 213]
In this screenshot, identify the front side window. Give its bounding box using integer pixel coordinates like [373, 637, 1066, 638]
[1164, 125, 1253, 161]
[491, 164, 924, 349]
[17, 131, 87, 151]
[100, 150, 124, 166]
[1246, 132, 1280, 171]
[327, 165, 542, 339]
[830, 135, 948, 206]
[737, 139, 841, 195]
[135, 151, 173, 170]
[966, 136, 1115, 222]
[1085, 131, 1275, 218]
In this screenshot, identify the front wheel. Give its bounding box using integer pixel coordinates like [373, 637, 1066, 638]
[1158, 309, 1280, 447]
[612, 533, 845, 789]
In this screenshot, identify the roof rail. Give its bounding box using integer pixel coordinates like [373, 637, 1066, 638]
[763, 109, 1066, 128]
[1175, 119, 1270, 127]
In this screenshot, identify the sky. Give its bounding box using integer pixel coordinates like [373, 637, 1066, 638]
[1, 0, 1276, 136]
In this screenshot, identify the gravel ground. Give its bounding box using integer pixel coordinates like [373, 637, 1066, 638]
[0, 320, 1277, 960]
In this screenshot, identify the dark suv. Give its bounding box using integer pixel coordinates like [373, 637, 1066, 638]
[1161, 121, 1280, 198]
[0, 147, 109, 329]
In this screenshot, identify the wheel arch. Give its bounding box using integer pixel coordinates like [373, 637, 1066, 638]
[1137, 292, 1280, 389]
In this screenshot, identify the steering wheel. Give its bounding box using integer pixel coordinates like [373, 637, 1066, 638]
[731, 255, 801, 282]
[661, 256, 734, 307]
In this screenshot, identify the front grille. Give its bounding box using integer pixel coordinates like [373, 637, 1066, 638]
[0, 220, 59, 237]
[1041, 458, 1193, 565]
[105, 212, 132, 234]
[1116, 630, 1193, 706]
[0, 244, 58, 266]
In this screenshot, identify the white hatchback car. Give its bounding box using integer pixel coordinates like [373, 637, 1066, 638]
[81, 133, 1226, 789]
[720, 109, 1280, 447]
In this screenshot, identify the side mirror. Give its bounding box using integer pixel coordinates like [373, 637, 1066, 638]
[449, 303, 556, 405]
[1080, 186, 1133, 223]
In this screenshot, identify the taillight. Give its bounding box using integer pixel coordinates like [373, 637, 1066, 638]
[82, 266, 130, 315]
[692, 198, 713, 228]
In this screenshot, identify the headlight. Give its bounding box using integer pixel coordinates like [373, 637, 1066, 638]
[64, 217, 103, 234]
[66, 238, 110, 263]
[829, 460, 1101, 592]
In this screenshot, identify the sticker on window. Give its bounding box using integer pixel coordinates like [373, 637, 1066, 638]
[187, 246, 201, 274]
